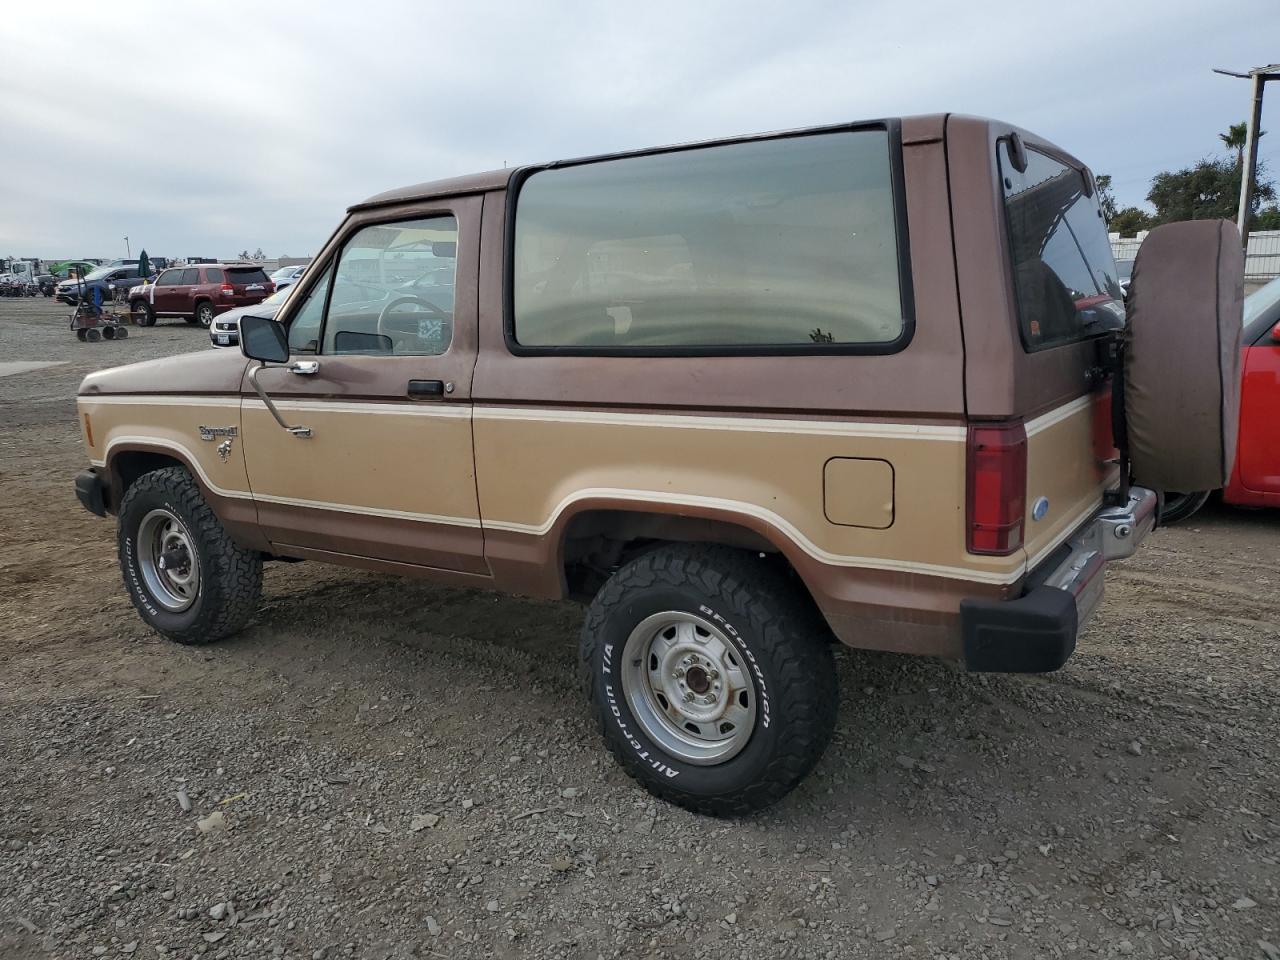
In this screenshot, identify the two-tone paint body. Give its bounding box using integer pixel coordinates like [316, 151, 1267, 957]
[78, 115, 1120, 659]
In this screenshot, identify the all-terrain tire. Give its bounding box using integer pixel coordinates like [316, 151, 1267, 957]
[117, 466, 262, 644]
[1159, 490, 1211, 524]
[580, 544, 837, 816]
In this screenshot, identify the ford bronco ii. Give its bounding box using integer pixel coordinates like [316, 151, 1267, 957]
[74, 116, 1243, 814]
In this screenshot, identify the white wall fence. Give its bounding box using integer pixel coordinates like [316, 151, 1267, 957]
[1112, 229, 1280, 281]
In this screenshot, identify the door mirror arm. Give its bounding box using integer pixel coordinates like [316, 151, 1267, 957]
[240, 314, 313, 438]
[247, 362, 313, 439]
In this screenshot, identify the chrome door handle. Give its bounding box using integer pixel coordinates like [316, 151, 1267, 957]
[288, 360, 319, 375]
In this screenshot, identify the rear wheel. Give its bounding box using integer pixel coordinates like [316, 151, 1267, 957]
[117, 466, 262, 644]
[1160, 491, 1211, 524]
[581, 545, 837, 816]
[193, 301, 215, 327]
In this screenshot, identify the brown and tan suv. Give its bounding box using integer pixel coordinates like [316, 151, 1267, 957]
[73, 116, 1243, 814]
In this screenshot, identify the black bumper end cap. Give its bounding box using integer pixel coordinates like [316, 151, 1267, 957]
[75, 469, 108, 517]
[961, 585, 1078, 673]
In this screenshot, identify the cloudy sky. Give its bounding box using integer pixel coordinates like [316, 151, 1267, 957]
[2, 0, 1276, 260]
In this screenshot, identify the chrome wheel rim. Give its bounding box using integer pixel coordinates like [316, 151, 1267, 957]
[137, 508, 200, 612]
[621, 611, 758, 766]
[197, 305, 213, 326]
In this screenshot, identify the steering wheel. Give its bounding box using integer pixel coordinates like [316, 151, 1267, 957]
[376, 294, 449, 340]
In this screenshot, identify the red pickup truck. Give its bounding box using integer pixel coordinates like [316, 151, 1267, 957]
[130, 263, 274, 328]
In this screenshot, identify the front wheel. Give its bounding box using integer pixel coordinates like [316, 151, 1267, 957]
[117, 466, 262, 644]
[131, 300, 154, 326]
[581, 545, 837, 816]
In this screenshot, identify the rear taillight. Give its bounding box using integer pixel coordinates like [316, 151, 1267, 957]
[220, 284, 234, 297]
[966, 423, 1027, 556]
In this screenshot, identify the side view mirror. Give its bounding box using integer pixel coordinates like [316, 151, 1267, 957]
[240, 315, 289, 364]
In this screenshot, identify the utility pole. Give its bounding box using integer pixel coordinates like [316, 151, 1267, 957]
[124, 235, 131, 259]
[1214, 64, 1280, 250]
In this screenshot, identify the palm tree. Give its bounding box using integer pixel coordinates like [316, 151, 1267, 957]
[1220, 122, 1265, 167]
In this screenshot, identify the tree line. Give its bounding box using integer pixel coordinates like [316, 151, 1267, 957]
[1099, 122, 1280, 237]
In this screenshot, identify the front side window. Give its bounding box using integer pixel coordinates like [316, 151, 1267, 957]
[512, 129, 907, 351]
[156, 269, 181, 286]
[1000, 143, 1124, 351]
[286, 267, 332, 354]
[320, 216, 457, 356]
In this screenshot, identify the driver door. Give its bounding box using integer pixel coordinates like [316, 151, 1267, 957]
[239, 195, 485, 575]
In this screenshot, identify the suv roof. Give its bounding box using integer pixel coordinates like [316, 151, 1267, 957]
[350, 114, 968, 213]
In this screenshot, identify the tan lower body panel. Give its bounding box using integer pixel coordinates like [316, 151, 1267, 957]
[81, 395, 1111, 659]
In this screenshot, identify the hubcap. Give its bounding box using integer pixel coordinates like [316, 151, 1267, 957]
[137, 508, 200, 612]
[198, 306, 212, 326]
[621, 611, 758, 766]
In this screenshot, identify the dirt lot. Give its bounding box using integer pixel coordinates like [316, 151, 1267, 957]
[1, 296, 1277, 960]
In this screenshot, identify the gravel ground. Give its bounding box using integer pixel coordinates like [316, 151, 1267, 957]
[1, 296, 1278, 960]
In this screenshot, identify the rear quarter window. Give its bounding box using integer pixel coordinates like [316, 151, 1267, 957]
[1000, 142, 1125, 351]
[204, 267, 223, 283]
[511, 127, 910, 354]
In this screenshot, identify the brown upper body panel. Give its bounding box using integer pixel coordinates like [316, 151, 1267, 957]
[472, 115, 967, 420]
[80, 347, 248, 397]
[947, 115, 1108, 421]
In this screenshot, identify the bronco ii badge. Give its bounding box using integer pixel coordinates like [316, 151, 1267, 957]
[198, 425, 237, 441]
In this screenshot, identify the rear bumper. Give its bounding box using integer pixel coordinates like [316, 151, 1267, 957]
[961, 486, 1158, 672]
[75, 468, 109, 517]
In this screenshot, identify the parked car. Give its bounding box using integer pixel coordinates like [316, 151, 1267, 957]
[1115, 258, 1134, 296]
[269, 264, 307, 291]
[1158, 275, 1280, 522]
[73, 115, 1240, 814]
[209, 285, 291, 347]
[55, 265, 150, 304]
[129, 263, 275, 328]
[36, 274, 57, 296]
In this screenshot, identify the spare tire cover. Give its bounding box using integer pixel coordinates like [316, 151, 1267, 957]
[1125, 219, 1244, 492]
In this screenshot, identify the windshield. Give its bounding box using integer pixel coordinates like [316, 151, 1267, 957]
[82, 267, 115, 281]
[270, 267, 295, 279]
[1244, 275, 1280, 326]
[261, 287, 290, 307]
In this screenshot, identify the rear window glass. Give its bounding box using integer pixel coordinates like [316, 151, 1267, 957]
[512, 129, 907, 351]
[1000, 142, 1125, 351]
[227, 268, 269, 285]
[204, 267, 223, 283]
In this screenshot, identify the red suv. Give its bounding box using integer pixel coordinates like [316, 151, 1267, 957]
[130, 264, 275, 328]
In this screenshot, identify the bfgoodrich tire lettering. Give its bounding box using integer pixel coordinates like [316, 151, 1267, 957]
[117, 466, 262, 644]
[581, 545, 837, 815]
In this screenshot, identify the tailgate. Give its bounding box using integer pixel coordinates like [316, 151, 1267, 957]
[947, 117, 1126, 575]
[224, 267, 273, 305]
